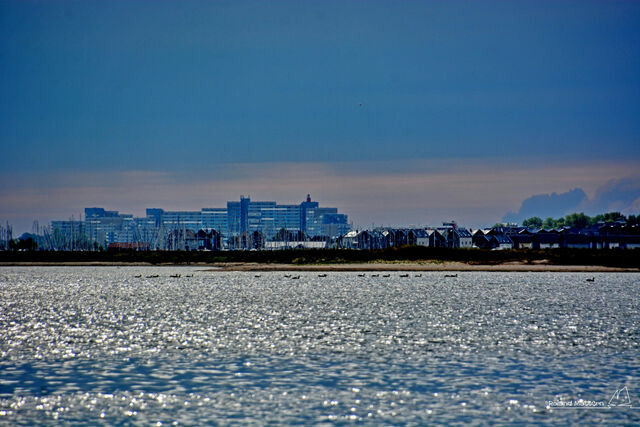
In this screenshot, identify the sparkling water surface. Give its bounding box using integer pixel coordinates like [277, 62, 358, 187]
[1, 267, 639, 425]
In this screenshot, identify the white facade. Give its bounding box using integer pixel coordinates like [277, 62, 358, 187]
[416, 237, 430, 247]
[459, 236, 473, 248]
[264, 241, 326, 250]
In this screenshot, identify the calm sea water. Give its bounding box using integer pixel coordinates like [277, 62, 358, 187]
[1, 267, 639, 425]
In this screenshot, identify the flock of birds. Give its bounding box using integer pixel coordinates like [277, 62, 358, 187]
[133, 274, 193, 278]
[132, 273, 597, 283]
[132, 273, 457, 279]
[134, 273, 464, 282]
[254, 273, 449, 279]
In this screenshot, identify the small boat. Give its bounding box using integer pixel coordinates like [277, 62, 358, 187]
[291, 275, 300, 280]
[371, 274, 379, 277]
[586, 277, 595, 282]
[400, 274, 409, 278]
[254, 275, 262, 278]
[170, 274, 181, 278]
[284, 274, 291, 278]
[146, 274, 159, 278]
[185, 274, 193, 278]
[445, 274, 458, 278]
[134, 274, 142, 278]
[415, 274, 422, 277]
[383, 274, 390, 278]
[358, 274, 365, 277]
[318, 274, 327, 277]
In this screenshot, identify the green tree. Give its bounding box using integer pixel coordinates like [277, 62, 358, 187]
[564, 212, 589, 229]
[542, 217, 556, 229]
[594, 212, 623, 224]
[522, 217, 543, 228]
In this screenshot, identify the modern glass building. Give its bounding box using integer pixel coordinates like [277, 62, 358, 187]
[50, 195, 350, 249]
[223, 195, 334, 239]
[304, 207, 350, 238]
[202, 208, 228, 232]
[160, 211, 202, 232]
[83, 208, 127, 245]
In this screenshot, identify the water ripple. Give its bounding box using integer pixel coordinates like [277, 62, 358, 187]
[1, 267, 639, 425]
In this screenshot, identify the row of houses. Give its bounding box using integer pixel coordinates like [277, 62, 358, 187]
[493, 223, 640, 250]
[338, 225, 473, 250]
[106, 225, 473, 251]
[109, 229, 222, 251]
[336, 222, 640, 251]
[104, 221, 640, 251]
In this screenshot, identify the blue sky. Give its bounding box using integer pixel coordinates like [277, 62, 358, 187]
[1, 1, 640, 233]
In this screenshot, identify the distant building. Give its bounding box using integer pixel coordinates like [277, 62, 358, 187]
[202, 208, 228, 232]
[411, 229, 430, 247]
[457, 228, 473, 248]
[108, 242, 149, 250]
[438, 222, 472, 249]
[49, 194, 349, 250]
[83, 208, 130, 246]
[51, 220, 83, 236]
[427, 229, 447, 248]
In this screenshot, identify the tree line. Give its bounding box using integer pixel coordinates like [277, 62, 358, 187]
[520, 212, 639, 229]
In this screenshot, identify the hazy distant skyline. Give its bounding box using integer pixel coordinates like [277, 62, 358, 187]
[2, 1, 639, 234]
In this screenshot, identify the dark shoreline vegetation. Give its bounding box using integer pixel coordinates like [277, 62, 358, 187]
[1, 247, 638, 268]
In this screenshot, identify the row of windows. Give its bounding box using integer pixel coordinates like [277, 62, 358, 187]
[53, 200, 349, 242]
